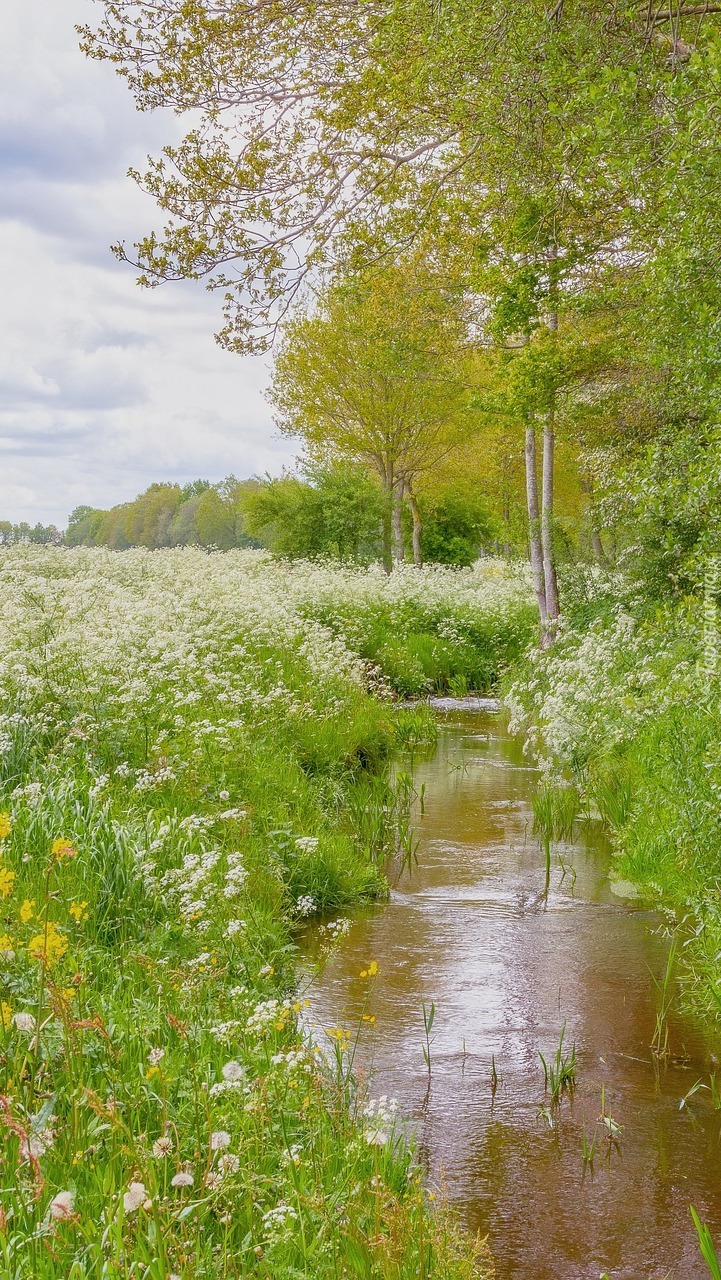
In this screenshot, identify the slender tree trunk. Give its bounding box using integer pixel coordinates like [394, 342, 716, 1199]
[381, 465, 393, 574]
[502, 497, 511, 558]
[392, 476, 405, 565]
[525, 420, 547, 624]
[580, 474, 608, 566]
[408, 487, 422, 567]
[538, 250, 561, 642]
[591, 530, 607, 565]
[541, 405, 560, 628]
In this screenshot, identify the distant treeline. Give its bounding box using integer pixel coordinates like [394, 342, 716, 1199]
[0, 521, 63, 546]
[67, 478, 260, 552]
[65, 466, 495, 565]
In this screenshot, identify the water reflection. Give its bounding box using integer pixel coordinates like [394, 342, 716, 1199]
[303, 708, 721, 1280]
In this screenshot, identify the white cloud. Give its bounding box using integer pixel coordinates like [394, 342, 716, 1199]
[0, 0, 295, 527]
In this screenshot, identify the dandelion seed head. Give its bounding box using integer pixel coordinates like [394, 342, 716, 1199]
[123, 1181, 148, 1213]
[49, 1190, 75, 1220]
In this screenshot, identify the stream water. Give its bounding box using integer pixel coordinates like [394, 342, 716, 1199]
[303, 702, 721, 1279]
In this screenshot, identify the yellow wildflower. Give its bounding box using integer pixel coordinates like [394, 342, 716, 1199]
[0, 933, 14, 953]
[326, 1026, 351, 1048]
[360, 960, 378, 979]
[51, 838, 76, 861]
[0, 813, 11, 840]
[69, 901, 88, 922]
[28, 922, 69, 966]
[19, 898, 34, 923]
[0, 1001, 12, 1030]
[0, 867, 15, 900]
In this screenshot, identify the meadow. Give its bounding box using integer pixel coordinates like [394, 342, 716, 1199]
[0, 547, 526, 1279]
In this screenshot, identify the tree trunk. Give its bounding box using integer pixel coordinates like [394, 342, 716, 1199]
[408, 488, 422, 566]
[580, 475, 607, 567]
[502, 498, 511, 558]
[525, 421, 547, 624]
[392, 476, 405, 565]
[541, 407, 560, 630]
[381, 467, 393, 574]
[540, 266, 560, 641]
[591, 529, 607, 566]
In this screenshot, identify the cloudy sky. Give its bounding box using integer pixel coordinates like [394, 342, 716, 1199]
[1, 1, 296, 528]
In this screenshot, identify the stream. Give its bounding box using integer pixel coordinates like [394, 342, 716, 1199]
[303, 701, 721, 1279]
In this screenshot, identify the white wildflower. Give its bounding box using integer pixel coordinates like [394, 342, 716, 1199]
[12, 1012, 35, 1034]
[123, 1181, 149, 1213]
[210, 1130, 231, 1150]
[221, 1060, 245, 1081]
[224, 918, 246, 938]
[49, 1190, 75, 1220]
[295, 894, 316, 917]
[362, 1096, 398, 1146]
[295, 836, 319, 853]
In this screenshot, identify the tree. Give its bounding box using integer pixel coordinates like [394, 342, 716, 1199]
[415, 484, 497, 567]
[270, 260, 472, 569]
[194, 488, 237, 549]
[240, 465, 384, 560]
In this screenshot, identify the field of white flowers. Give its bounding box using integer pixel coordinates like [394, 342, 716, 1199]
[0, 547, 512, 1279]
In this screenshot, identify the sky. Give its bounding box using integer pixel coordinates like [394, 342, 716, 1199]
[0, 2, 296, 529]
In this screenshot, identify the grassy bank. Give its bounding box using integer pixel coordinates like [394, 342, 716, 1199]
[508, 571, 721, 1021]
[0, 546, 492, 1279]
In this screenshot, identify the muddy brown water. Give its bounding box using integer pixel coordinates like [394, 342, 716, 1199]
[302, 703, 721, 1279]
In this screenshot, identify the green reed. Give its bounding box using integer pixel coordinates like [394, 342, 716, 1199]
[691, 1206, 721, 1280]
[539, 1023, 577, 1103]
[421, 999, 436, 1078]
[651, 937, 678, 1060]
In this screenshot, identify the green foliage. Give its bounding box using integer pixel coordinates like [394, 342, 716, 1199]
[0, 521, 62, 547]
[241, 464, 384, 562]
[284, 559, 537, 695]
[416, 486, 497, 567]
[691, 1206, 721, 1280]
